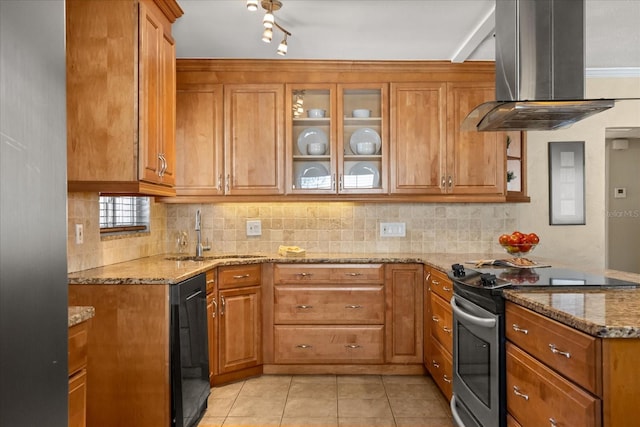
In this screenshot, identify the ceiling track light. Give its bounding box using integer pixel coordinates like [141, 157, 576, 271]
[246, 0, 292, 56]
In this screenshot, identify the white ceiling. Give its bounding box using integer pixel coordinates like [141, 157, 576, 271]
[173, 0, 640, 69]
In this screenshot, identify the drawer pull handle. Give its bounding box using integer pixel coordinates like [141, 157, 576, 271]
[345, 344, 361, 349]
[443, 326, 452, 334]
[443, 375, 452, 384]
[549, 344, 571, 358]
[512, 324, 529, 334]
[233, 274, 250, 279]
[207, 279, 216, 284]
[431, 360, 440, 368]
[432, 316, 440, 323]
[297, 272, 313, 278]
[432, 280, 440, 286]
[345, 272, 362, 277]
[296, 344, 312, 349]
[442, 286, 451, 291]
[296, 305, 313, 309]
[512, 386, 529, 401]
[549, 418, 558, 427]
[345, 305, 362, 309]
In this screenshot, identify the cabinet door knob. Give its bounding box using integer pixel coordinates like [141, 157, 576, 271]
[448, 176, 453, 187]
[548, 344, 571, 358]
[217, 174, 222, 191]
[431, 360, 440, 368]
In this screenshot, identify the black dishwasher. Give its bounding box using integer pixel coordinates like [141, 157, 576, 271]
[170, 273, 210, 427]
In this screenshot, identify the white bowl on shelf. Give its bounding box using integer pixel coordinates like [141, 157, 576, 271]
[356, 141, 376, 155]
[307, 142, 327, 155]
[352, 109, 371, 118]
[307, 109, 326, 118]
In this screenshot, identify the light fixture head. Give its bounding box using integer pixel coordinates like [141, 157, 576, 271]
[263, 12, 274, 29]
[277, 36, 288, 56]
[246, 0, 259, 11]
[262, 27, 273, 43]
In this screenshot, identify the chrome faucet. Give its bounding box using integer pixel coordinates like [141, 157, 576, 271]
[195, 210, 211, 258]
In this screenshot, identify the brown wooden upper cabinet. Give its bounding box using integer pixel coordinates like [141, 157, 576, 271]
[224, 84, 285, 195]
[66, 0, 182, 196]
[162, 60, 525, 203]
[390, 82, 507, 196]
[175, 84, 224, 196]
[286, 83, 388, 195]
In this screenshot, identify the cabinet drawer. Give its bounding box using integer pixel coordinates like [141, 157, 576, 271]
[428, 339, 452, 400]
[274, 285, 384, 324]
[430, 292, 453, 354]
[506, 342, 601, 427]
[274, 325, 384, 364]
[506, 302, 601, 395]
[68, 321, 88, 376]
[429, 268, 453, 301]
[274, 264, 384, 284]
[69, 368, 87, 427]
[218, 264, 261, 289]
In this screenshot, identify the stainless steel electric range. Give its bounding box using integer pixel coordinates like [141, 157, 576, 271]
[447, 263, 638, 427]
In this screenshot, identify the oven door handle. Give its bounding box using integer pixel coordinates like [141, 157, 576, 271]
[450, 394, 468, 427]
[450, 296, 496, 328]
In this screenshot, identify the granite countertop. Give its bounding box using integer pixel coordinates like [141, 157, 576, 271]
[503, 287, 640, 338]
[67, 251, 479, 285]
[68, 251, 640, 338]
[68, 306, 95, 327]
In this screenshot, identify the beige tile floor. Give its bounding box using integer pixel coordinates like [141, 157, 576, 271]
[198, 374, 454, 427]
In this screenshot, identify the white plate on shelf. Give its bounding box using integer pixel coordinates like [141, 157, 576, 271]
[345, 162, 380, 188]
[297, 127, 328, 155]
[296, 162, 331, 189]
[349, 128, 381, 155]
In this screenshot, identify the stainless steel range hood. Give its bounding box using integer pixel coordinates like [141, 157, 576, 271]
[462, 0, 615, 132]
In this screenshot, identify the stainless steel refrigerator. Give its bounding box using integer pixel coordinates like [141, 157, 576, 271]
[1, 1, 69, 425]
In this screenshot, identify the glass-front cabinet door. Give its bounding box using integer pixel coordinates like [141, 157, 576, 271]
[338, 84, 388, 194]
[286, 84, 336, 194]
[286, 83, 387, 195]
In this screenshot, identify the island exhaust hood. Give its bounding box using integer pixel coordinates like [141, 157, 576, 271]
[462, 0, 615, 132]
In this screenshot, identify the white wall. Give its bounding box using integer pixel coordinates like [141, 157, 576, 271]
[517, 77, 640, 270]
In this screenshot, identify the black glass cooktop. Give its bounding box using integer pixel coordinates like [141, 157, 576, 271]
[448, 264, 638, 314]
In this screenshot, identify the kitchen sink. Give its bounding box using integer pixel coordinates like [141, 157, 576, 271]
[165, 254, 267, 262]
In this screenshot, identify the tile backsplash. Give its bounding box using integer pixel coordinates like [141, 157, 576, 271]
[68, 195, 519, 273]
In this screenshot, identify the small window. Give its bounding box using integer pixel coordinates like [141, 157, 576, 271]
[99, 196, 150, 235]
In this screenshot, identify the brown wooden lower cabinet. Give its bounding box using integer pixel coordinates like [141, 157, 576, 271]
[69, 284, 171, 427]
[263, 263, 424, 375]
[211, 264, 263, 385]
[506, 301, 640, 427]
[68, 321, 89, 427]
[424, 267, 453, 400]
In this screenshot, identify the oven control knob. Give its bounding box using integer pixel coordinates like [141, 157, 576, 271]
[451, 263, 466, 277]
[480, 273, 497, 287]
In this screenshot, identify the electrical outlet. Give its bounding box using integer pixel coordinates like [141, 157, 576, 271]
[75, 223, 84, 244]
[380, 222, 406, 237]
[246, 220, 262, 236]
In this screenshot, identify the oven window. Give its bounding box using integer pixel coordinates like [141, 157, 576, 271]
[458, 323, 491, 407]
